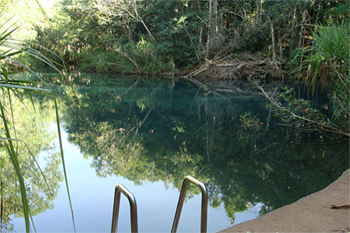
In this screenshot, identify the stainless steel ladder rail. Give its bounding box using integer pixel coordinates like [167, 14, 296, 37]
[111, 184, 138, 233]
[171, 175, 208, 233]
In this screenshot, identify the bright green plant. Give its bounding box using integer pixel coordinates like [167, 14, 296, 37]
[298, 20, 349, 89]
[0, 14, 75, 232]
[287, 48, 303, 69]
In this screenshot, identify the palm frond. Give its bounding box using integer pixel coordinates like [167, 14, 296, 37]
[0, 11, 76, 232]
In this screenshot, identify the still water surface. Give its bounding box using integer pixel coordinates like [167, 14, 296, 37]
[10, 76, 349, 232]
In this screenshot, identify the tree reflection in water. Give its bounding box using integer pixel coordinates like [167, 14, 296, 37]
[59, 76, 349, 224]
[0, 98, 63, 231]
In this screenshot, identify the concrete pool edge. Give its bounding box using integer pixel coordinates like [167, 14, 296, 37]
[219, 169, 350, 232]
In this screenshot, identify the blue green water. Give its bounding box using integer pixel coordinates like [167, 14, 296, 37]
[8, 75, 349, 232]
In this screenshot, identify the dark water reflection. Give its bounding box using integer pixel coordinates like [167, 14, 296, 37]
[59, 75, 349, 225]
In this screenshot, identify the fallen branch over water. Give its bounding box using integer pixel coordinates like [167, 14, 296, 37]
[254, 80, 350, 138]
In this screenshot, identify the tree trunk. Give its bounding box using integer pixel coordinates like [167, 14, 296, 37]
[207, 0, 219, 52]
[299, 10, 306, 49]
[122, 21, 134, 42]
[278, 33, 283, 60]
[132, 6, 157, 44]
[270, 20, 276, 63]
[207, 0, 212, 52]
[196, 0, 205, 51]
[214, 0, 218, 36]
[256, 0, 262, 25]
[291, 5, 297, 48]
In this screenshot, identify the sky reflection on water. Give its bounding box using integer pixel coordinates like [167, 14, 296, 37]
[12, 129, 259, 232]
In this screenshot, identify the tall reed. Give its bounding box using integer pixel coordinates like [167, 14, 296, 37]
[0, 13, 75, 232]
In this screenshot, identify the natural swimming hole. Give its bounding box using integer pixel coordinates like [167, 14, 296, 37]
[8, 75, 349, 232]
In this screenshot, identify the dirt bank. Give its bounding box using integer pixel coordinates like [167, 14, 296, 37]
[219, 169, 350, 233]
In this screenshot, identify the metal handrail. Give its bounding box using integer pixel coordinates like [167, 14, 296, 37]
[171, 176, 208, 233]
[111, 184, 138, 233]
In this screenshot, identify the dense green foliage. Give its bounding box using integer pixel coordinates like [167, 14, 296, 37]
[17, 0, 348, 74]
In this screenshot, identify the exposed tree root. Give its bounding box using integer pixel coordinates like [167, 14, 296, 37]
[183, 53, 285, 96]
[185, 53, 284, 81]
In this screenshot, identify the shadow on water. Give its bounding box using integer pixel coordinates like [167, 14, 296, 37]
[58, 75, 349, 224]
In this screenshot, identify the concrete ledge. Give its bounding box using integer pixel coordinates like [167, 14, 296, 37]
[219, 169, 350, 233]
